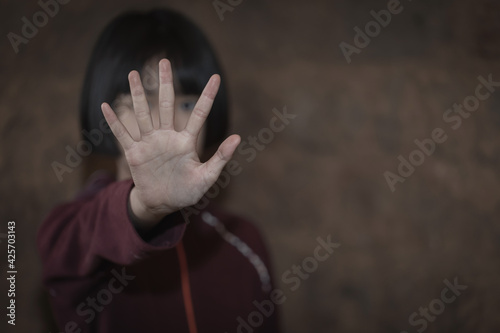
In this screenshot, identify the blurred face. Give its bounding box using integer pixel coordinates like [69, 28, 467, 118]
[112, 93, 201, 142]
[112, 59, 206, 179]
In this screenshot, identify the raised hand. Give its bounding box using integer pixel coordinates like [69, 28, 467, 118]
[101, 59, 240, 226]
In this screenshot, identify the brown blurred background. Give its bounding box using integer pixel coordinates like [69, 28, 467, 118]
[1, 0, 500, 332]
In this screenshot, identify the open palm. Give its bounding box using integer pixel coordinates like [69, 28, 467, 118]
[101, 59, 240, 223]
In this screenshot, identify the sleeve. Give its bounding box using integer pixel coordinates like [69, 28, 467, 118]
[37, 179, 187, 284]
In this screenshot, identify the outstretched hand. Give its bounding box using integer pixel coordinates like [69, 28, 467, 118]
[101, 59, 240, 226]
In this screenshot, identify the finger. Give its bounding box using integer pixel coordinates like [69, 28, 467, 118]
[129, 70, 154, 136]
[101, 103, 135, 150]
[158, 59, 175, 130]
[201, 134, 241, 183]
[184, 74, 220, 137]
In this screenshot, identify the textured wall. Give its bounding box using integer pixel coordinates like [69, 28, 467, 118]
[1, 0, 500, 332]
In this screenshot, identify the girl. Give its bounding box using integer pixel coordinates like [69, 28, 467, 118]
[38, 8, 279, 333]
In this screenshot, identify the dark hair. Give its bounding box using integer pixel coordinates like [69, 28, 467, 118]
[80, 9, 228, 155]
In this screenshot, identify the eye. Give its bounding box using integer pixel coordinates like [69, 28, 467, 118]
[179, 100, 196, 112]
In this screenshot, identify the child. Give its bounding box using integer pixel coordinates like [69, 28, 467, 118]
[38, 8, 279, 333]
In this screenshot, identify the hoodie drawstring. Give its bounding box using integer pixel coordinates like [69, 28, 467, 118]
[176, 240, 198, 333]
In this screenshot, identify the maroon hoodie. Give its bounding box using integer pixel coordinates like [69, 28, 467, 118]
[37, 173, 280, 333]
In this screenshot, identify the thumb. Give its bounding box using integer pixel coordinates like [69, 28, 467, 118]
[201, 134, 241, 184]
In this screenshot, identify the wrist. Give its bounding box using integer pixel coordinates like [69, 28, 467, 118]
[128, 187, 168, 228]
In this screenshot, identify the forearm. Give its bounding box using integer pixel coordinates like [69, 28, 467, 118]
[38, 180, 186, 282]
